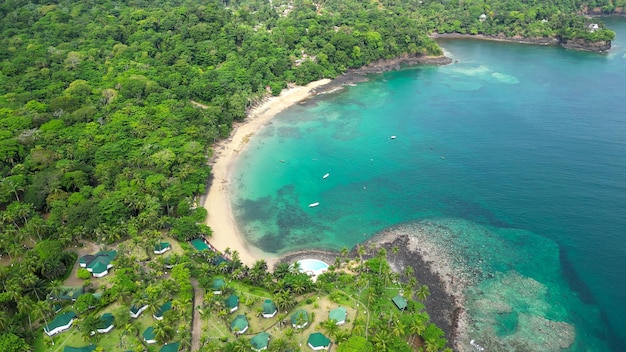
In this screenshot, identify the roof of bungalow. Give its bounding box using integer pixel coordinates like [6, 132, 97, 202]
[329, 307, 347, 324]
[159, 341, 180, 352]
[84, 250, 117, 269]
[212, 278, 226, 291]
[63, 345, 97, 352]
[143, 327, 156, 342]
[291, 309, 309, 327]
[154, 301, 172, 319]
[230, 314, 249, 333]
[50, 286, 84, 301]
[392, 294, 408, 310]
[154, 242, 171, 253]
[251, 332, 271, 351]
[307, 332, 331, 349]
[262, 300, 277, 315]
[130, 303, 148, 315]
[78, 255, 95, 267]
[45, 311, 76, 335]
[97, 313, 114, 331]
[224, 294, 239, 310]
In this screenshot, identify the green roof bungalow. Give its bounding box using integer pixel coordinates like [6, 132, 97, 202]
[262, 299, 278, 318]
[329, 307, 347, 325]
[225, 294, 239, 313]
[154, 242, 171, 255]
[251, 332, 271, 351]
[85, 250, 117, 278]
[230, 314, 249, 334]
[49, 286, 84, 301]
[143, 326, 157, 344]
[63, 345, 97, 352]
[44, 311, 76, 336]
[130, 303, 149, 319]
[78, 255, 95, 268]
[307, 332, 331, 350]
[212, 278, 226, 295]
[392, 294, 408, 311]
[154, 301, 172, 320]
[291, 309, 309, 329]
[95, 313, 115, 334]
[159, 341, 180, 352]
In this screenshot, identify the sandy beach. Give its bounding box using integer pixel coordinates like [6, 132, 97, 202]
[202, 79, 332, 267]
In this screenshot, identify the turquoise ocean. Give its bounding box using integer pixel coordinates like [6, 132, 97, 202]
[231, 18, 626, 351]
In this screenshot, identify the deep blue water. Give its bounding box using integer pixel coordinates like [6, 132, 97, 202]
[232, 18, 626, 350]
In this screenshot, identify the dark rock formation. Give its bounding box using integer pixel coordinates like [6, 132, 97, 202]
[559, 38, 611, 53]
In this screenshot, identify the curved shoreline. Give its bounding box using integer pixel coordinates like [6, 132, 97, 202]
[201, 54, 451, 268]
[201, 78, 332, 268]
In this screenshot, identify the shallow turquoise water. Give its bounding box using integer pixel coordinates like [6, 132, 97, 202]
[232, 18, 626, 350]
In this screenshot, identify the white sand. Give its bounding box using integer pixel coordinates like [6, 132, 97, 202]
[202, 79, 332, 267]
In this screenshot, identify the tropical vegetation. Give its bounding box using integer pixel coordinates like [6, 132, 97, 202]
[0, 0, 616, 349]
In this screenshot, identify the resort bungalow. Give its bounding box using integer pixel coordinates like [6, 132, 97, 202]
[212, 278, 226, 295]
[392, 294, 408, 311]
[44, 311, 76, 336]
[230, 314, 249, 334]
[224, 294, 239, 313]
[143, 327, 157, 344]
[262, 299, 278, 318]
[63, 345, 97, 352]
[159, 341, 180, 352]
[307, 332, 331, 351]
[80, 250, 117, 278]
[154, 242, 171, 255]
[95, 313, 115, 334]
[329, 307, 347, 325]
[130, 303, 149, 318]
[49, 286, 84, 301]
[154, 301, 172, 320]
[251, 332, 271, 351]
[291, 309, 309, 329]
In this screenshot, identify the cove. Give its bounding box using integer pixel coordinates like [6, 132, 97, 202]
[232, 17, 626, 350]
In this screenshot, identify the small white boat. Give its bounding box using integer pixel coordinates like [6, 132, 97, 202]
[390, 135, 397, 139]
[323, 173, 330, 179]
[309, 202, 320, 207]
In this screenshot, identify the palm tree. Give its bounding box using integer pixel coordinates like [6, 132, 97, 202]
[391, 245, 399, 263]
[32, 300, 52, 328]
[179, 329, 192, 351]
[80, 315, 101, 340]
[408, 313, 428, 344]
[17, 297, 34, 330]
[153, 319, 174, 344]
[371, 330, 391, 351]
[268, 338, 289, 352]
[231, 338, 252, 352]
[351, 318, 366, 336]
[392, 319, 406, 337]
[320, 318, 339, 337]
[273, 262, 291, 279]
[48, 279, 64, 299]
[417, 285, 430, 301]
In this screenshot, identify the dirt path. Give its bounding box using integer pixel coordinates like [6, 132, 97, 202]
[191, 278, 204, 351]
[63, 240, 101, 287]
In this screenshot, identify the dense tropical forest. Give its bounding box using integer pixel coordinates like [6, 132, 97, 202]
[0, 0, 616, 349]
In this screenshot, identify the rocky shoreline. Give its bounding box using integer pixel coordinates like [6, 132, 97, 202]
[310, 54, 452, 95]
[431, 32, 611, 53]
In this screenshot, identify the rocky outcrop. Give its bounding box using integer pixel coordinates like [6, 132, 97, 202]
[431, 32, 611, 53]
[559, 38, 611, 53]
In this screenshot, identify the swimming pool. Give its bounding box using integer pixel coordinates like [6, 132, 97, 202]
[296, 259, 329, 279]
